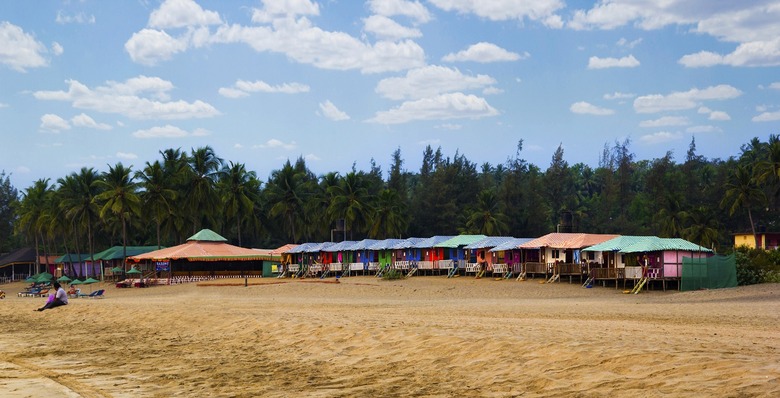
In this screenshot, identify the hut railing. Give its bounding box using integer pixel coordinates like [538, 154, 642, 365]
[329, 262, 343, 272]
[349, 262, 364, 271]
[367, 262, 380, 271]
[437, 259, 454, 270]
[524, 262, 548, 275]
[394, 260, 410, 270]
[465, 262, 479, 273]
[418, 260, 434, 270]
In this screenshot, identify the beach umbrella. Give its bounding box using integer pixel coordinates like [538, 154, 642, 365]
[70, 279, 83, 285]
[39, 272, 53, 280]
[57, 275, 72, 283]
[83, 277, 100, 293]
[111, 266, 124, 273]
[36, 274, 53, 283]
[25, 276, 36, 283]
[126, 267, 142, 275]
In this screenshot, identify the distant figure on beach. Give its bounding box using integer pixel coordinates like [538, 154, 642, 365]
[37, 281, 68, 311]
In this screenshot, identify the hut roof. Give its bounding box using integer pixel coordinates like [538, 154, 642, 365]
[128, 240, 268, 262]
[518, 233, 619, 250]
[54, 253, 93, 263]
[367, 239, 407, 250]
[0, 247, 37, 267]
[464, 236, 515, 249]
[489, 238, 534, 252]
[410, 236, 455, 249]
[583, 236, 713, 253]
[187, 229, 228, 242]
[286, 243, 320, 254]
[91, 246, 163, 261]
[348, 239, 380, 251]
[436, 235, 487, 248]
[390, 237, 426, 250]
[322, 241, 358, 252]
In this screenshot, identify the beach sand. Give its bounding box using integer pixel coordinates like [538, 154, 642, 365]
[0, 277, 778, 397]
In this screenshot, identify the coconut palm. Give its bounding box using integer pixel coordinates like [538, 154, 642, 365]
[720, 164, 765, 246]
[186, 146, 223, 233]
[136, 160, 177, 248]
[464, 189, 508, 236]
[266, 160, 308, 243]
[95, 163, 141, 274]
[16, 178, 53, 274]
[368, 189, 407, 239]
[219, 161, 259, 246]
[327, 171, 372, 240]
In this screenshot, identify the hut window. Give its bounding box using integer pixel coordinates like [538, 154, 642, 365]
[552, 249, 560, 259]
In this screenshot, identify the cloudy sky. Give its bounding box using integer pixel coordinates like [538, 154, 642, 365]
[2, 0, 780, 189]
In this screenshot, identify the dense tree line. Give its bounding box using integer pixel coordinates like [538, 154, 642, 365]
[4, 136, 780, 267]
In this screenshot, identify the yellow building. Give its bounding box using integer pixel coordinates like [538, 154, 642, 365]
[733, 233, 780, 250]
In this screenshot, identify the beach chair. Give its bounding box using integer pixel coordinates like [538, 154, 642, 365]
[88, 289, 105, 298]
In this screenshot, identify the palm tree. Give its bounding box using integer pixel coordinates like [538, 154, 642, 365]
[219, 161, 259, 246]
[95, 163, 141, 274]
[159, 148, 190, 242]
[464, 189, 508, 235]
[265, 160, 308, 243]
[368, 189, 407, 239]
[16, 179, 53, 274]
[721, 164, 765, 247]
[327, 171, 372, 240]
[682, 206, 720, 249]
[186, 146, 223, 233]
[136, 160, 177, 248]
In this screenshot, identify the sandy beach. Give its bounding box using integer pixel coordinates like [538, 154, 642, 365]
[0, 277, 778, 397]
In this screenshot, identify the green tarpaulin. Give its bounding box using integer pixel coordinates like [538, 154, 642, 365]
[681, 254, 737, 291]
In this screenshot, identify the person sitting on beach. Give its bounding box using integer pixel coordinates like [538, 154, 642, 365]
[37, 281, 68, 311]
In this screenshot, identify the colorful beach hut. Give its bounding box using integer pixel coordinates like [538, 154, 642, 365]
[517, 233, 619, 282]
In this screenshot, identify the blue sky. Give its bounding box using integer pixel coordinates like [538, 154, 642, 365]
[2, 0, 780, 190]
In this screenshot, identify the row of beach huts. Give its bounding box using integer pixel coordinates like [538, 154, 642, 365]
[280, 233, 713, 291]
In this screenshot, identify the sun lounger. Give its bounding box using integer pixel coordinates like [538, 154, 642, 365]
[88, 289, 105, 298]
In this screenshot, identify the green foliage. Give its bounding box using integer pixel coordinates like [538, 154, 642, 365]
[733, 247, 780, 285]
[381, 268, 403, 280]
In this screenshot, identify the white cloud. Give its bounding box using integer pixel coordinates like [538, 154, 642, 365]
[149, 0, 222, 29]
[0, 103, 8, 108]
[639, 116, 689, 128]
[604, 91, 635, 100]
[218, 87, 248, 99]
[588, 54, 640, 69]
[570, 101, 614, 116]
[126, 1, 426, 73]
[40, 114, 71, 132]
[34, 76, 219, 120]
[368, 92, 499, 124]
[698, 106, 712, 114]
[124, 29, 188, 66]
[633, 84, 742, 114]
[132, 125, 191, 138]
[51, 42, 64, 56]
[116, 152, 138, 160]
[753, 110, 780, 122]
[429, 0, 564, 25]
[617, 37, 642, 48]
[368, 0, 432, 24]
[251, 0, 320, 23]
[639, 131, 683, 144]
[0, 22, 49, 72]
[679, 38, 780, 67]
[219, 80, 310, 98]
[15, 166, 31, 174]
[483, 87, 503, 95]
[686, 125, 721, 133]
[376, 65, 496, 100]
[770, 82, 780, 90]
[318, 100, 350, 121]
[363, 15, 422, 40]
[55, 11, 96, 24]
[418, 138, 442, 146]
[254, 138, 298, 150]
[303, 153, 321, 162]
[71, 113, 112, 130]
[442, 42, 527, 63]
[708, 110, 730, 121]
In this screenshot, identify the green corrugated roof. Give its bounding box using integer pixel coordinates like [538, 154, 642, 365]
[434, 235, 487, 248]
[583, 236, 712, 253]
[54, 253, 93, 263]
[92, 246, 163, 261]
[187, 229, 228, 242]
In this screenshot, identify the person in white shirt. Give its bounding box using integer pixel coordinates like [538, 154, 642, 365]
[37, 281, 68, 311]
